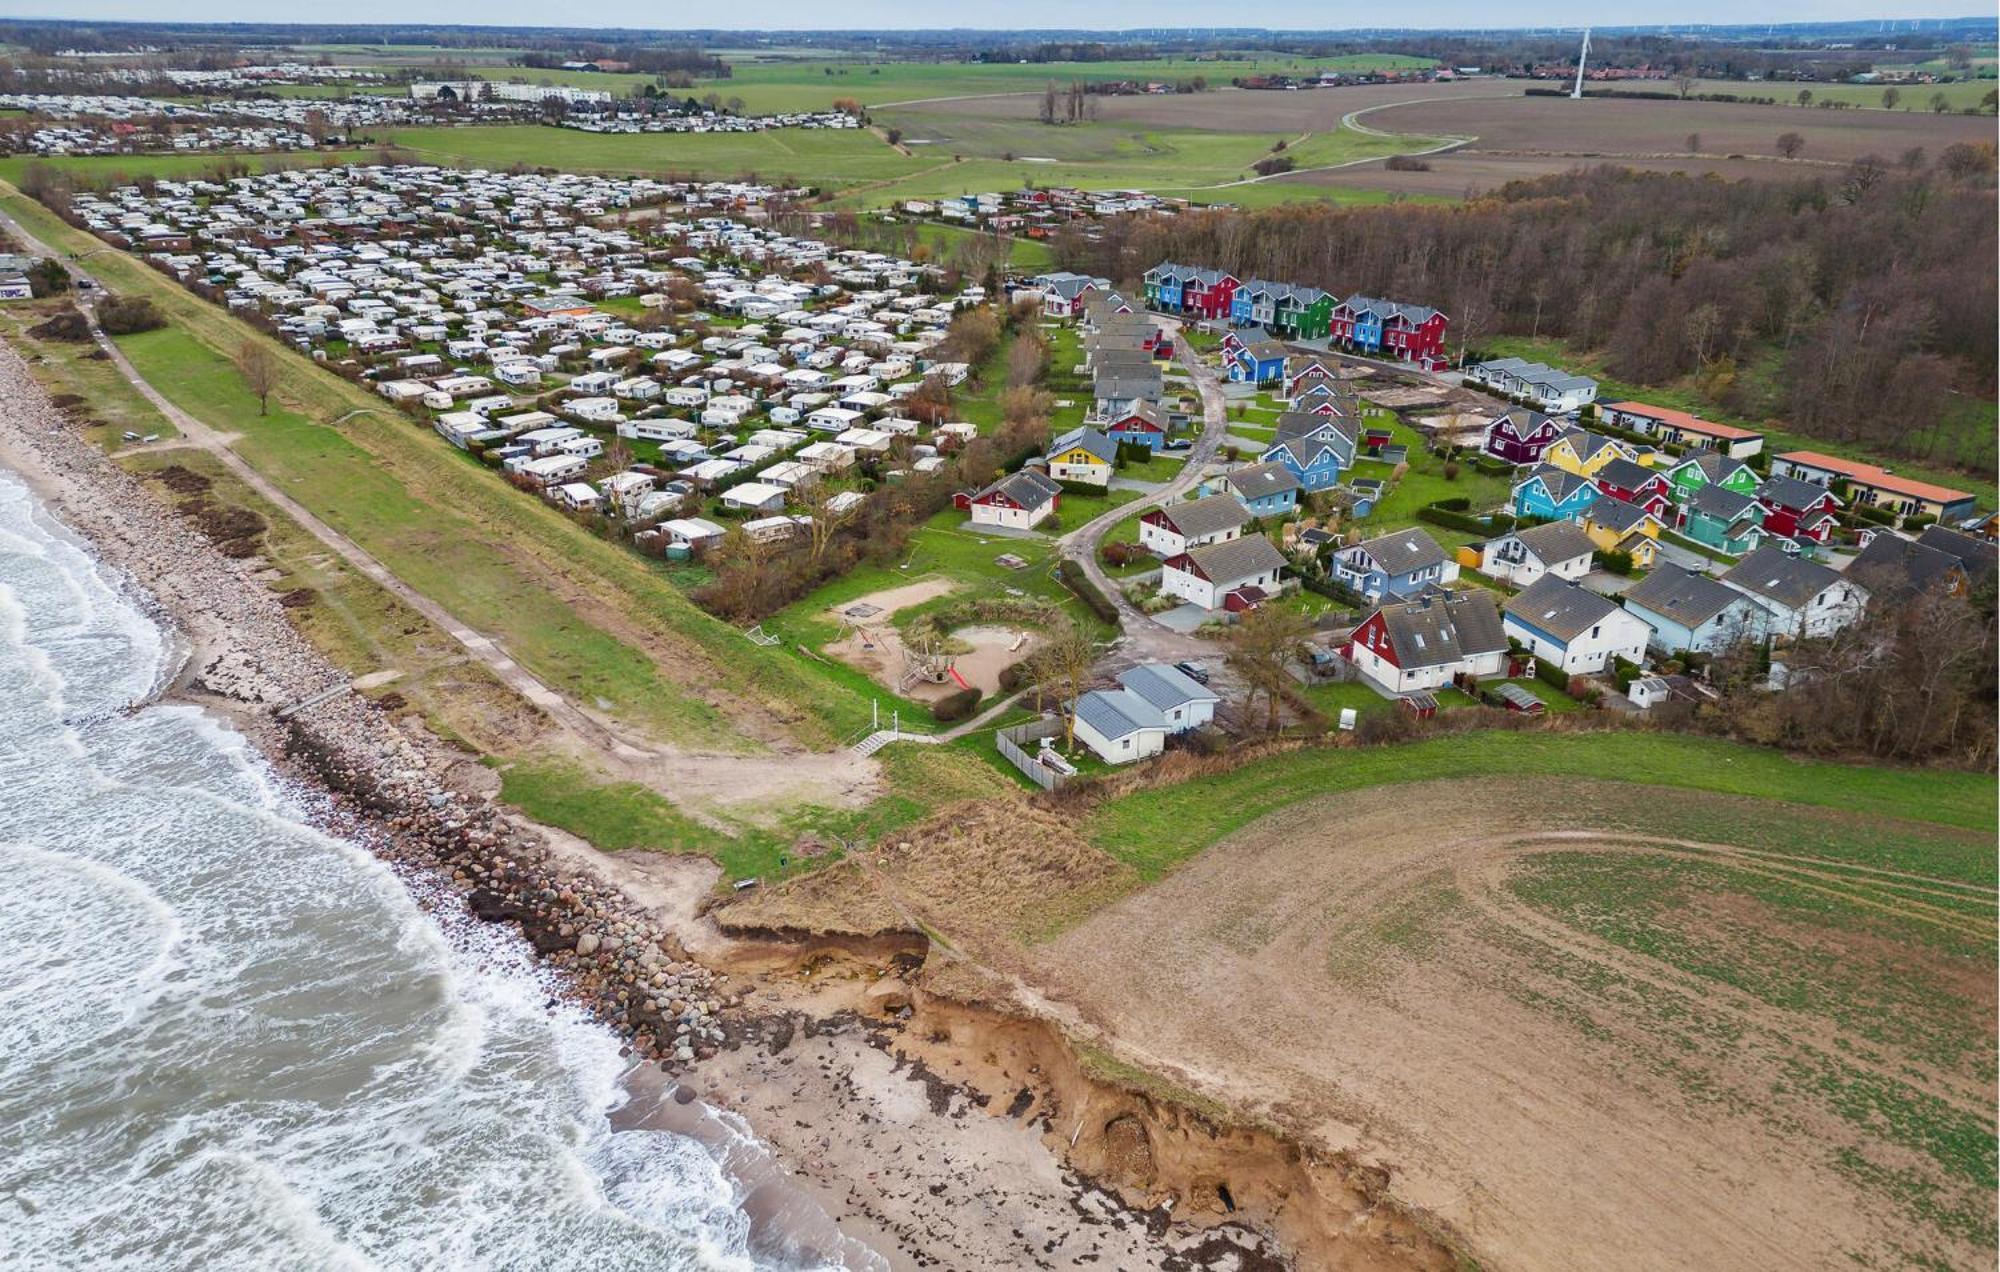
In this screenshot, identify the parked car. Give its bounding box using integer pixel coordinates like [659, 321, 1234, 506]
[1173, 660, 1210, 685]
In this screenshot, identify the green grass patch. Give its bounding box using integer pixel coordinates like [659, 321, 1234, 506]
[1083, 731, 1997, 882]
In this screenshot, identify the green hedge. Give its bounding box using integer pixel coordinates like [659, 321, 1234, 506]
[1419, 504, 1516, 536]
[1058, 563, 1120, 624]
[1597, 549, 1635, 576]
[1612, 654, 1643, 693]
[1533, 656, 1569, 691]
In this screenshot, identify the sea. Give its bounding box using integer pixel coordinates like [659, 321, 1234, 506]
[0, 470, 861, 1271]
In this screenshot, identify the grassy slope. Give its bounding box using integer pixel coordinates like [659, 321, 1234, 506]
[1083, 731, 1997, 882]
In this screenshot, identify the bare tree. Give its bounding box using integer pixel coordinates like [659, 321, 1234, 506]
[1034, 627, 1096, 749]
[1880, 87, 1902, 111]
[1226, 605, 1313, 732]
[235, 340, 278, 416]
[805, 485, 861, 568]
[1674, 69, 1698, 100]
[1775, 131, 1806, 159]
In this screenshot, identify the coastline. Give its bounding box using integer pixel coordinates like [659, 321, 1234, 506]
[0, 336, 1289, 1270]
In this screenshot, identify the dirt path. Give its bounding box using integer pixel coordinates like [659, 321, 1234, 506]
[0, 205, 877, 818]
[1031, 782, 1995, 1272]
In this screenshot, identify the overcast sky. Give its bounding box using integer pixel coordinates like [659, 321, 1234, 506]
[25, 2, 1987, 31]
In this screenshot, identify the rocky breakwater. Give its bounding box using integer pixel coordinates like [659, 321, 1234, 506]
[0, 338, 730, 1073]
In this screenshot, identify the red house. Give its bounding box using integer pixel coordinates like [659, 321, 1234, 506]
[1592, 458, 1675, 520]
[1181, 268, 1241, 321]
[1328, 295, 1450, 370]
[1102, 401, 1169, 450]
[1757, 474, 1842, 543]
[1480, 407, 1562, 467]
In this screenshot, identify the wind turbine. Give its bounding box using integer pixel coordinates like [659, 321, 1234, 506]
[1571, 28, 1591, 99]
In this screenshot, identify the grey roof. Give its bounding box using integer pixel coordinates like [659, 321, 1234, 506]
[1759, 473, 1840, 511]
[975, 468, 1062, 508]
[1518, 464, 1597, 503]
[1582, 498, 1656, 534]
[1687, 482, 1761, 523]
[1562, 428, 1625, 463]
[1916, 525, 1996, 583]
[1241, 338, 1289, 361]
[1116, 663, 1219, 712]
[1488, 406, 1556, 439]
[1376, 589, 1506, 669]
[1676, 450, 1751, 485]
[1178, 534, 1288, 583]
[1157, 493, 1252, 541]
[1505, 576, 1622, 642]
[1073, 687, 1167, 740]
[1109, 399, 1166, 428]
[1848, 533, 1968, 599]
[1625, 565, 1748, 628]
[1507, 520, 1597, 564]
[1222, 461, 1301, 499]
[1094, 368, 1163, 401]
[1595, 457, 1658, 492]
[1048, 425, 1117, 466]
[1351, 527, 1447, 574]
[1272, 410, 1355, 443]
[1719, 546, 1850, 610]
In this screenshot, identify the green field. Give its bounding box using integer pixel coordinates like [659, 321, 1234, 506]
[1082, 730, 1997, 881]
[1690, 76, 1998, 112]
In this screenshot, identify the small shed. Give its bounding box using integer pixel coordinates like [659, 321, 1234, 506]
[1400, 690, 1439, 719]
[1493, 683, 1546, 714]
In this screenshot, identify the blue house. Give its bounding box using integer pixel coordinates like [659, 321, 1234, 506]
[1228, 280, 1264, 327]
[1203, 461, 1301, 518]
[1229, 338, 1289, 386]
[1511, 465, 1600, 522]
[1142, 262, 1187, 312]
[1332, 528, 1459, 601]
[1261, 412, 1357, 493]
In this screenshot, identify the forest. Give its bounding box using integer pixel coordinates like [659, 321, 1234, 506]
[1059, 159, 1999, 472]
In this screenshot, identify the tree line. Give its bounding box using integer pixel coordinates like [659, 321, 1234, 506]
[1057, 160, 1998, 473]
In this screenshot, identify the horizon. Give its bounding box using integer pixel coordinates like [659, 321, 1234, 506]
[9, 6, 1995, 34]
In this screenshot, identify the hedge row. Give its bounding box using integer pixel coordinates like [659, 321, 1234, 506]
[929, 686, 983, 723]
[1058, 562, 1121, 625]
[1419, 504, 1516, 536]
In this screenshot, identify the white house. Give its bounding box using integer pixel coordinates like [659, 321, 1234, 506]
[965, 469, 1061, 531]
[1159, 535, 1287, 611]
[1718, 548, 1869, 640]
[1502, 577, 1651, 675]
[1071, 687, 1168, 764]
[1138, 493, 1251, 559]
[1346, 589, 1510, 694]
[1115, 663, 1219, 733]
[1479, 520, 1597, 587]
[722, 481, 789, 515]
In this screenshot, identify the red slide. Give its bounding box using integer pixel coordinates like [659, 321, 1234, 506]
[947, 666, 971, 690]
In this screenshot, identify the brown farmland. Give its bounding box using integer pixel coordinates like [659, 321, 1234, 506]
[1030, 782, 1998, 1272]
[1296, 92, 1998, 195]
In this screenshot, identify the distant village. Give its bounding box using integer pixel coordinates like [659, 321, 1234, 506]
[28, 163, 1995, 778]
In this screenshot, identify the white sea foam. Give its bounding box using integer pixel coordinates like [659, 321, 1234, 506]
[0, 471, 824, 1270]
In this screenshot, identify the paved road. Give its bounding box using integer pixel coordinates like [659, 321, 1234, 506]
[1054, 327, 1237, 672]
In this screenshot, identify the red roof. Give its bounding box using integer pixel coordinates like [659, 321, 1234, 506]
[1604, 401, 1760, 442]
[1777, 450, 1972, 506]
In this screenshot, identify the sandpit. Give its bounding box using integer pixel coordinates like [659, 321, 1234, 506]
[822, 580, 1041, 703]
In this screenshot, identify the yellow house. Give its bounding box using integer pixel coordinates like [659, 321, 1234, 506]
[1544, 427, 1638, 478]
[1577, 498, 1662, 553]
[1044, 425, 1117, 489]
[1615, 529, 1661, 569]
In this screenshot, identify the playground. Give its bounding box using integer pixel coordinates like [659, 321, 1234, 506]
[822, 580, 1040, 702]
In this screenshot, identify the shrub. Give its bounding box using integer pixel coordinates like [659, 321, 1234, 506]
[997, 660, 1035, 694]
[97, 294, 166, 335]
[1597, 549, 1635, 576]
[1057, 563, 1119, 624]
[1431, 495, 1472, 512]
[28, 306, 91, 342]
[1442, 461, 1461, 481]
[929, 686, 982, 723]
[1612, 655, 1643, 692]
[1903, 513, 1937, 529]
[1250, 155, 1295, 176]
[1533, 657, 1569, 690]
[1384, 155, 1432, 172]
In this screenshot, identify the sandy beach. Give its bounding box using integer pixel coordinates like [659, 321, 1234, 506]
[0, 334, 1288, 1271]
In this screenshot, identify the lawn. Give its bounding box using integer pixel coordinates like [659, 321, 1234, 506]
[378, 123, 931, 189]
[1082, 730, 1998, 882]
[1349, 413, 1512, 543]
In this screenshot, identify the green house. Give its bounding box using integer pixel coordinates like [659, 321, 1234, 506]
[1681, 484, 1769, 556]
[1666, 451, 1761, 504]
[1272, 286, 1335, 341]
